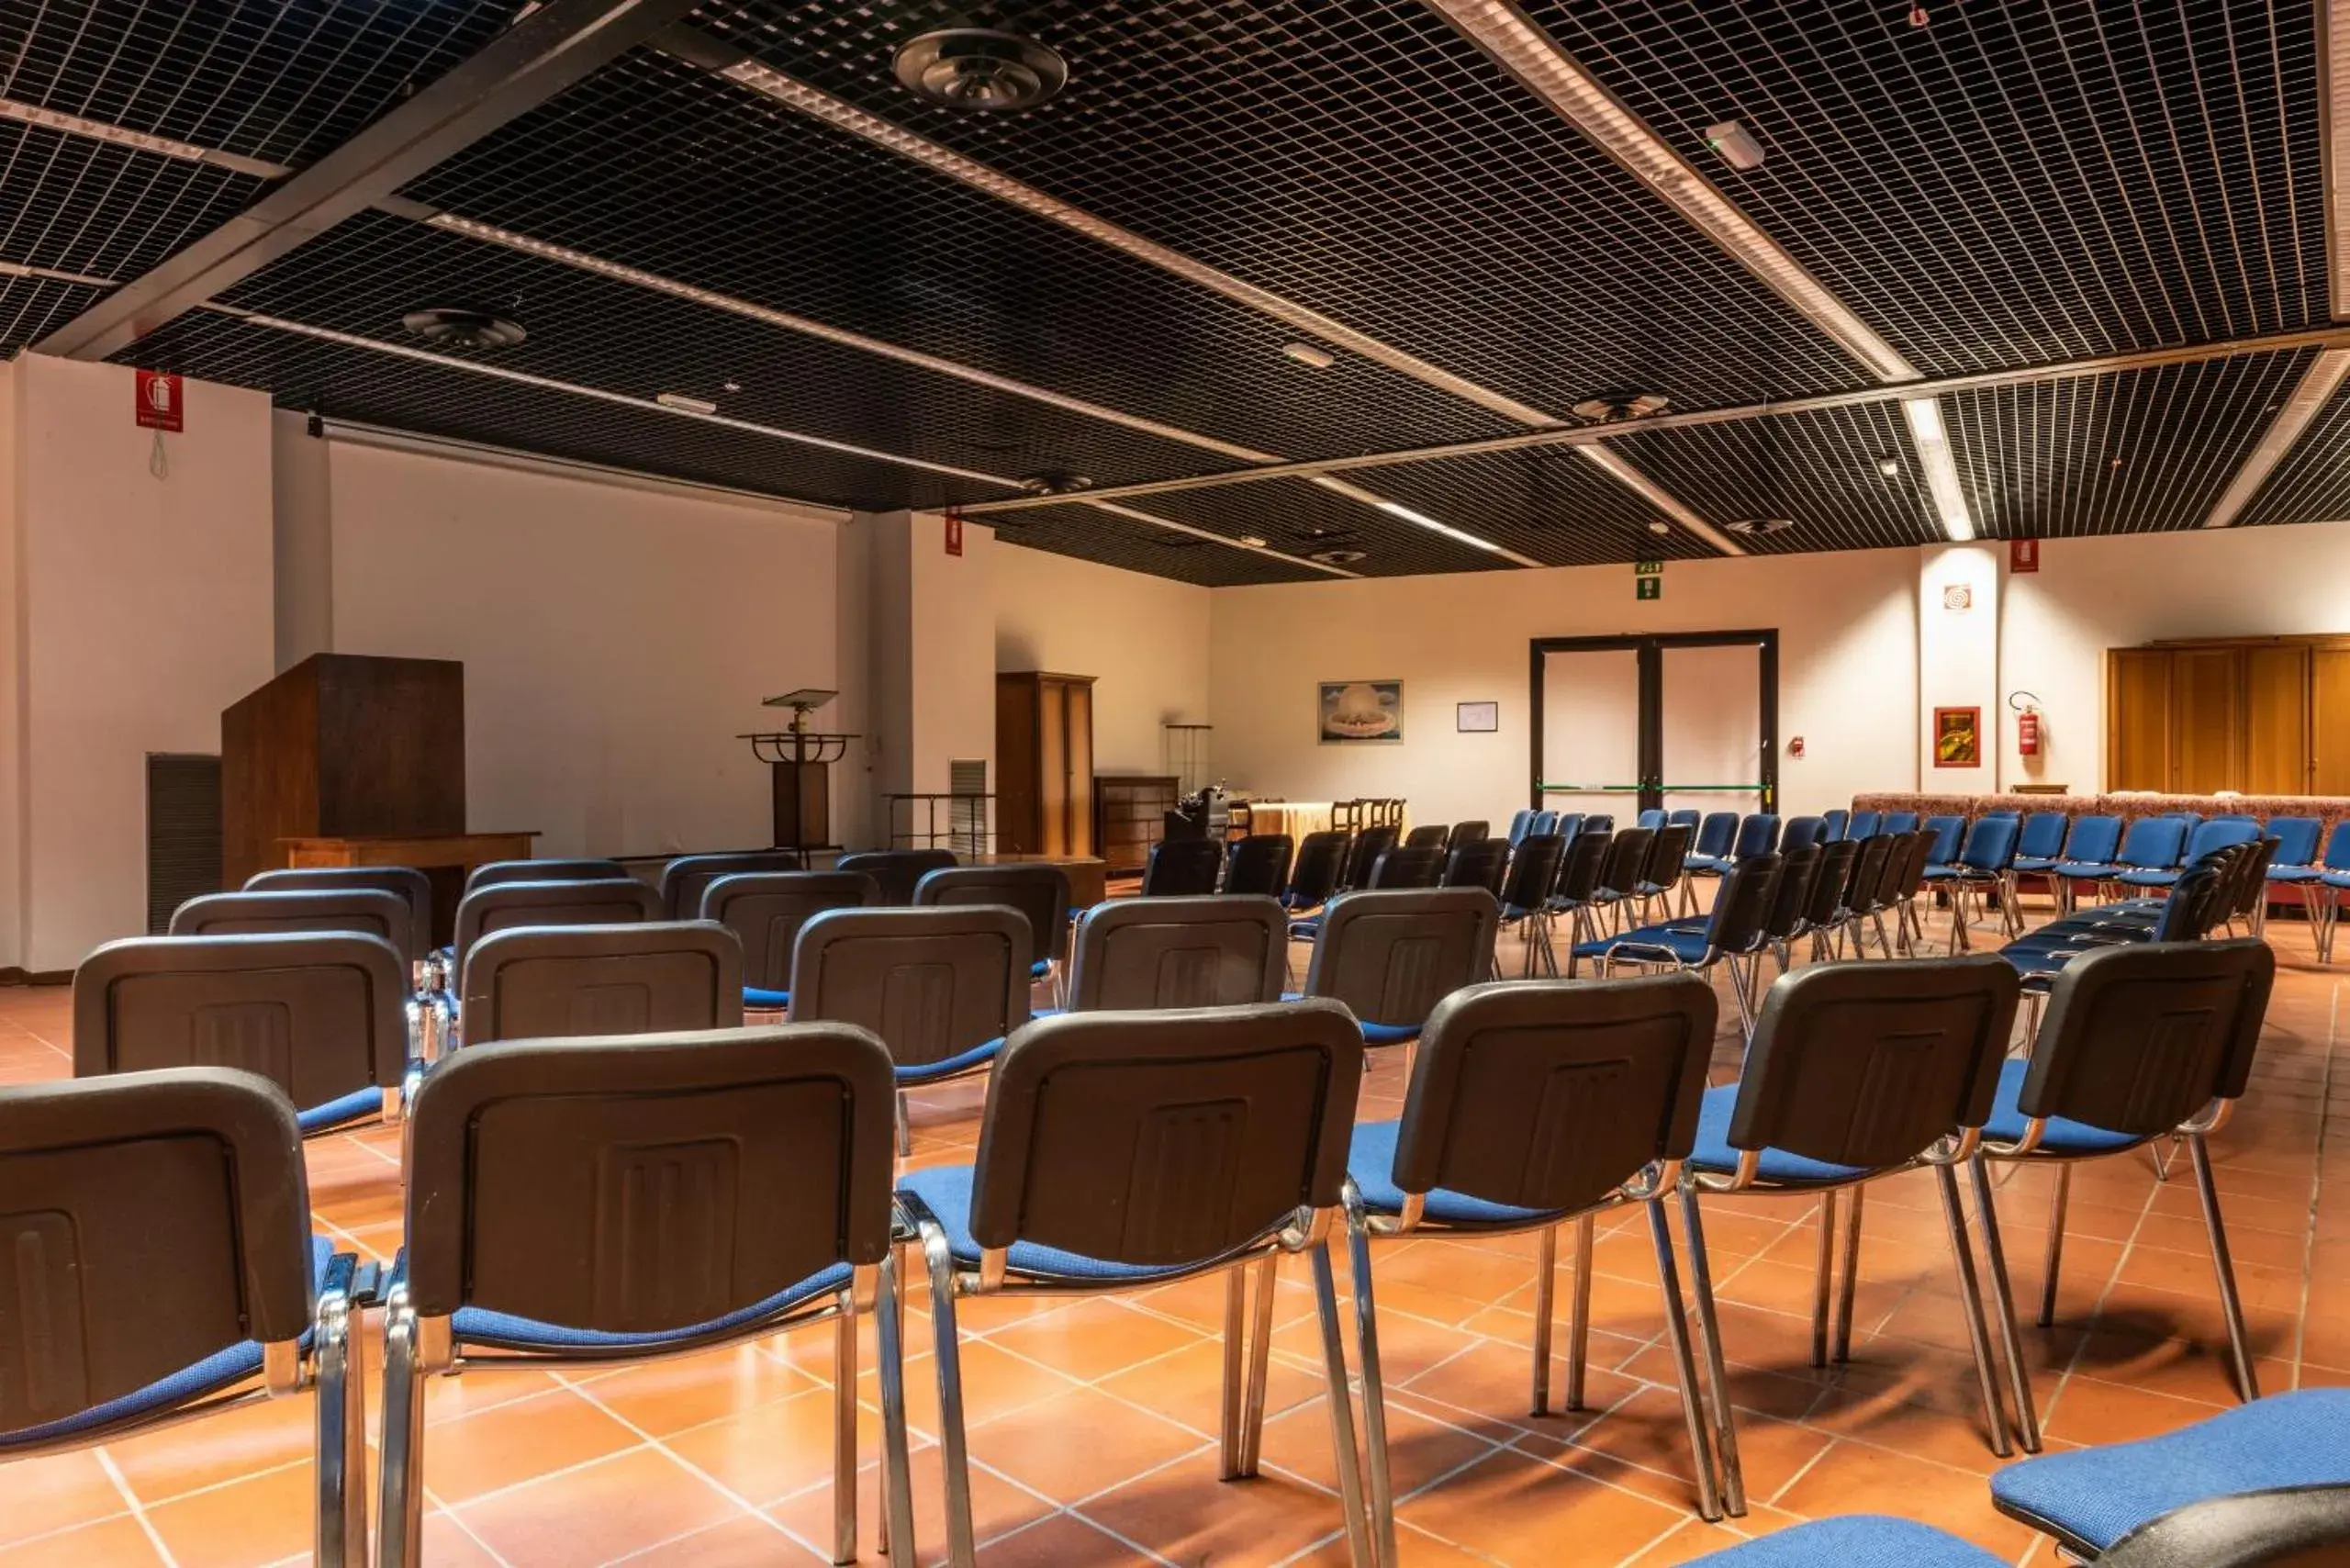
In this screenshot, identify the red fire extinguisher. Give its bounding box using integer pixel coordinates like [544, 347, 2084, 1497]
[2011, 691, 2043, 757]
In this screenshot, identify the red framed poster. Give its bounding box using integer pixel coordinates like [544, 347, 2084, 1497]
[1932, 705, 1982, 767]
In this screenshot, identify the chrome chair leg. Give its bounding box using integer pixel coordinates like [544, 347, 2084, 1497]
[1531, 1222, 1558, 1416]
[2188, 1133, 2262, 1403]
[833, 1288, 860, 1564]
[1834, 1183, 1863, 1364]
[1967, 1156, 2041, 1452]
[895, 1092, 912, 1158]
[1240, 1251, 1278, 1475]
[1566, 1214, 1595, 1413]
[1309, 1238, 1378, 1568]
[1809, 1190, 1837, 1369]
[1933, 1163, 2014, 1459]
[2038, 1163, 2070, 1328]
[376, 1289, 428, 1568]
[1345, 1198, 1400, 1568]
[874, 1252, 919, 1568]
[1677, 1182, 1746, 1517]
[1221, 1266, 1248, 1479]
[314, 1280, 364, 1568]
[1646, 1201, 1723, 1522]
[920, 1221, 979, 1568]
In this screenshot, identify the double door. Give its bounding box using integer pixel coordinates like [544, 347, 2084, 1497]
[1529, 632, 1778, 822]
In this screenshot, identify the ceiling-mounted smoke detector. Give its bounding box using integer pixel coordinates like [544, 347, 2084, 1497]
[1572, 389, 1672, 422]
[1309, 548, 1367, 566]
[400, 306, 526, 349]
[1017, 468, 1093, 497]
[893, 28, 1069, 112]
[1723, 517, 1793, 536]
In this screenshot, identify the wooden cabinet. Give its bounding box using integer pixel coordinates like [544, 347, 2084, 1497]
[2106, 637, 2350, 794]
[996, 672, 1096, 856]
[1094, 776, 1179, 875]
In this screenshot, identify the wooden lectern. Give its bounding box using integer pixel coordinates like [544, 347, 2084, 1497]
[221, 654, 534, 940]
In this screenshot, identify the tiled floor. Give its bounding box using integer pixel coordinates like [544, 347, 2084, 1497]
[3, 905, 2344, 1567]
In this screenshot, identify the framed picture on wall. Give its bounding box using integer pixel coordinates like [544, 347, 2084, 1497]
[1932, 705, 1982, 768]
[1456, 700, 1499, 734]
[1319, 680, 1404, 744]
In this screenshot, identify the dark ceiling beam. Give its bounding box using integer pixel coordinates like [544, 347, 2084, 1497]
[33, 0, 705, 361]
[954, 324, 2350, 515]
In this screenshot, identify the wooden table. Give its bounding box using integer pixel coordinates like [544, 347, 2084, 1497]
[281, 832, 540, 944]
[1244, 801, 1336, 840]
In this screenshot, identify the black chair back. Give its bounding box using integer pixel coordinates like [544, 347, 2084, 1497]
[1302, 889, 1500, 1033]
[1761, 844, 1822, 943]
[1840, 834, 1892, 917]
[459, 923, 744, 1045]
[1367, 844, 1445, 890]
[246, 866, 432, 969]
[1640, 824, 1694, 890]
[1393, 976, 1715, 1215]
[1727, 957, 2018, 1171]
[465, 858, 629, 896]
[1340, 825, 1401, 890]
[700, 871, 879, 995]
[453, 879, 659, 975]
[1447, 820, 1490, 851]
[1700, 856, 1783, 956]
[1225, 834, 1296, 898]
[916, 865, 1072, 963]
[790, 907, 1028, 1074]
[657, 851, 803, 920]
[1552, 830, 1611, 905]
[1286, 830, 1349, 908]
[170, 889, 414, 962]
[2016, 939, 2273, 1141]
[1497, 834, 1566, 917]
[1068, 896, 1288, 1011]
[1595, 828, 1654, 900]
[1404, 825, 1450, 851]
[835, 849, 957, 906]
[1441, 837, 1509, 893]
[1141, 836, 1225, 897]
[1804, 840, 1860, 929]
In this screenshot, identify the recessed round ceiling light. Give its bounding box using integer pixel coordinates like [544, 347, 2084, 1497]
[1309, 548, 1367, 566]
[401, 306, 526, 349]
[1572, 390, 1671, 422]
[1646, 521, 1671, 535]
[893, 28, 1068, 112]
[1723, 517, 1793, 536]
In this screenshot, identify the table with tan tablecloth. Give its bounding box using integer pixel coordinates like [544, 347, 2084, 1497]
[1243, 801, 1336, 839]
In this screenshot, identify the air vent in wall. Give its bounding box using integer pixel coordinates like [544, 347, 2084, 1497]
[147, 753, 222, 933]
[949, 758, 989, 857]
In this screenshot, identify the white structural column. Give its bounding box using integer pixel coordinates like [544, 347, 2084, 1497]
[860, 510, 1000, 847]
[1916, 544, 2002, 793]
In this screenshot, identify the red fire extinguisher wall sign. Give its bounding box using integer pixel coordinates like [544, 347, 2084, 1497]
[944, 510, 965, 556]
[135, 369, 184, 432]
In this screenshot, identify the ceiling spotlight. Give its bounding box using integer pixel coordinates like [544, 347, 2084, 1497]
[655, 390, 719, 415]
[1646, 521, 1672, 535]
[722, 380, 743, 394]
[1908, 4, 1930, 26]
[1572, 389, 1672, 422]
[1876, 454, 1902, 478]
[1239, 534, 1270, 548]
[400, 306, 526, 348]
[1724, 518, 1794, 536]
[1281, 342, 1337, 369]
[1017, 468, 1093, 497]
[893, 28, 1068, 112]
[1705, 120, 1766, 172]
[1309, 548, 1367, 566]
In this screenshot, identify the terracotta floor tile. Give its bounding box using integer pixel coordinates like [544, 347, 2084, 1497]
[973, 1512, 1155, 1567]
[0, 1450, 130, 1549]
[663, 1386, 859, 1506]
[453, 1448, 744, 1568]
[612, 1512, 828, 1566]
[414, 1385, 642, 1505]
[0, 1517, 166, 1568]
[767, 1442, 1055, 1566]
[1774, 1439, 2038, 1557]
[1082, 1463, 1355, 1564]
[141, 1460, 317, 1568]
[959, 1385, 1208, 1505]
[102, 1390, 320, 1506]
[581, 1344, 827, 1438]
[981, 1298, 1206, 1384]
[1395, 1448, 1689, 1565]
[1091, 1336, 1325, 1439]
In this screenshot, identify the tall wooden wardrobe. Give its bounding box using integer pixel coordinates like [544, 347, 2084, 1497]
[996, 671, 1096, 856]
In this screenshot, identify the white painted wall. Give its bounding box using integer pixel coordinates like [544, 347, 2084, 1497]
[0, 361, 22, 969]
[1998, 522, 2350, 790]
[1209, 548, 1922, 826]
[1919, 543, 2001, 793]
[993, 541, 1212, 776]
[3, 356, 274, 971]
[305, 435, 844, 858]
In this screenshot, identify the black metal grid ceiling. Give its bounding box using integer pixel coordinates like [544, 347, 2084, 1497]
[0, 271, 106, 351]
[2238, 368, 2350, 529]
[1943, 351, 2317, 538]
[1604, 401, 1938, 553]
[196, 208, 1243, 503]
[121, 307, 997, 514]
[1533, 0, 2325, 375]
[1114, 476, 1518, 578]
[0, 116, 263, 281]
[1364, 444, 1713, 566]
[0, 0, 524, 167]
[992, 504, 1326, 587]
[400, 49, 1517, 465]
[689, 0, 1868, 415]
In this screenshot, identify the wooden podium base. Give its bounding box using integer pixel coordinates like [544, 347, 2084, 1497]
[772, 761, 831, 853]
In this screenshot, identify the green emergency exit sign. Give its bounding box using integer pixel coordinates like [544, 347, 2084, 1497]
[1636, 576, 1662, 600]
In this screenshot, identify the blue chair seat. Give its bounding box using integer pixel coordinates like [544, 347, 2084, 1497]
[1684, 1516, 2000, 1566]
[1982, 1059, 2142, 1156]
[452, 1263, 853, 1351]
[1990, 1389, 2350, 1554]
[2111, 868, 2181, 888]
[1029, 958, 1055, 980]
[2012, 857, 2061, 874]
[744, 986, 791, 1009]
[898, 1163, 1198, 1282]
[2053, 861, 2115, 879]
[1347, 1120, 1557, 1228]
[3, 1239, 342, 1449]
[1288, 918, 1324, 940]
[894, 1037, 1006, 1086]
[2266, 866, 2325, 884]
[1572, 925, 1710, 963]
[2325, 871, 2350, 890]
[297, 1085, 386, 1135]
[1359, 1020, 1419, 1047]
[1684, 856, 1733, 876]
[1688, 1085, 1871, 1185]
